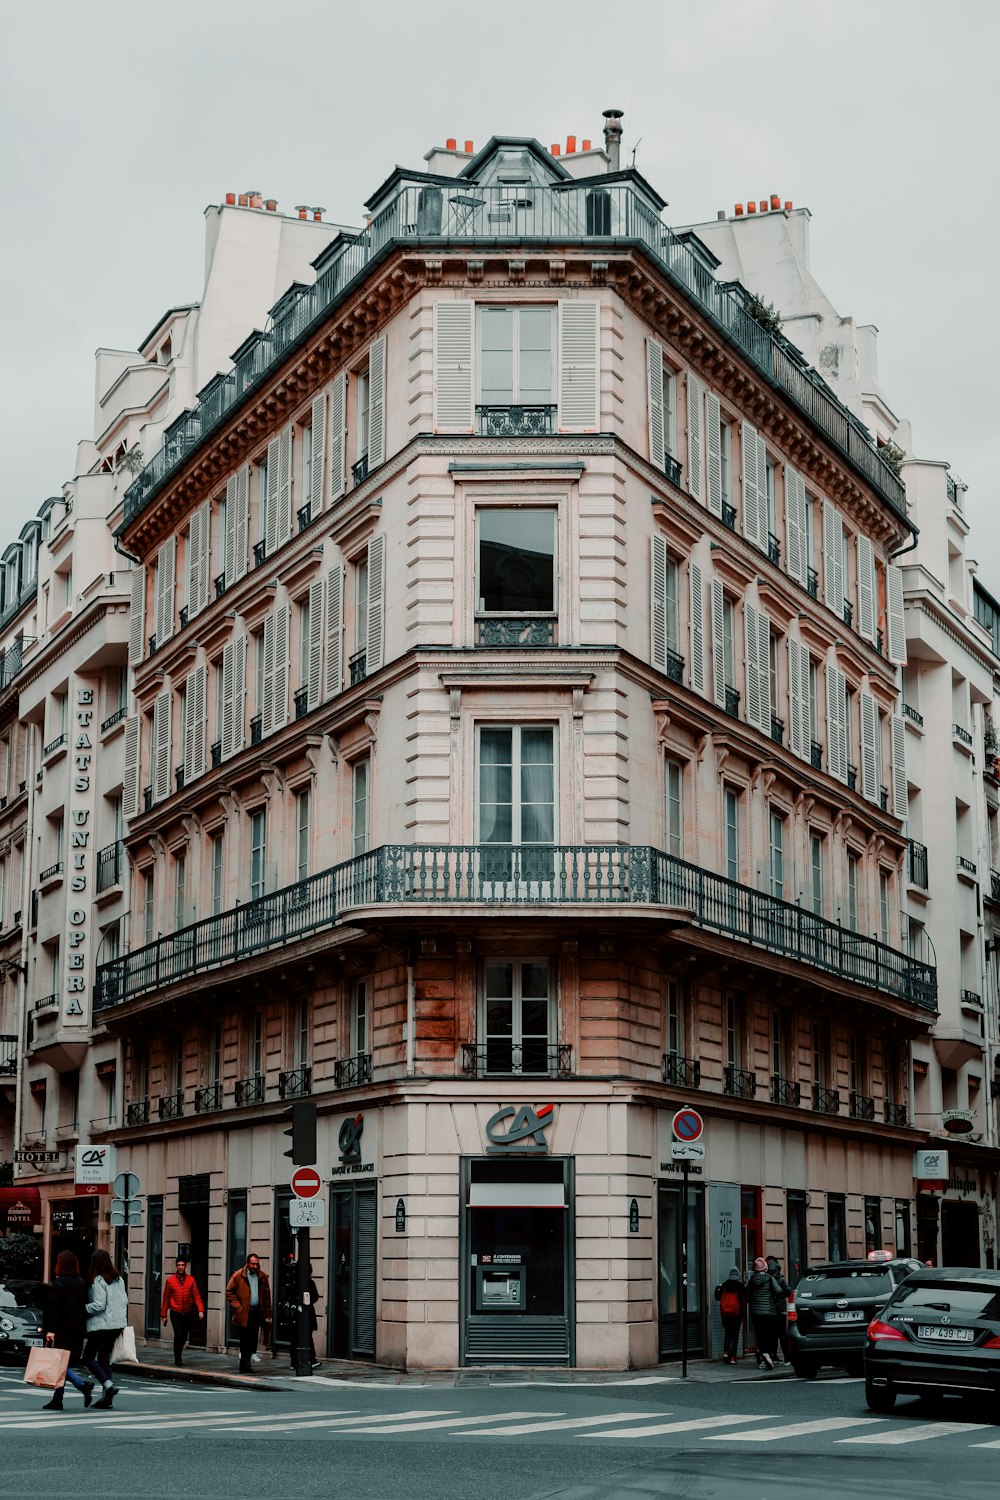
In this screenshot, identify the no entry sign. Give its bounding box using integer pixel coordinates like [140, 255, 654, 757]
[290, 1165, 322, 1199]
[671, 1108, 704, 1143]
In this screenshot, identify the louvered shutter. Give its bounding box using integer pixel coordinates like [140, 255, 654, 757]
[689, 562, 705, 695]
[272, 602, 289, 732]
[367, 336, 386, 469]
[123, 715, 139, 820]
[307, 578, 324, 710]
[326, 565, 344, 698]
[651, 533, 668, 672]
[366, 534, 385, 672]
[742, 422, 766, 551]
[155, 536, 176, 644]
[647, 338, 665, 472]
[885, 563, 906, 663]
[557, 299, 599, 431]
[152, 689, 171, 803]
[329, 373, 347, 504]
[232, 634, 246, 754]
[711, 575, 726, 709]
[188, 501, 211, 618]
[744, 603, 771, 734]
[823, 501, 844, 612]
[857, 535, 877, 644]
[190, 664, 206, 781]
[234, 466, 249, 580]
[787, 639, 807, 759]
[785, 467, 808, 587]
[687, 373, 703, 503]
[309, 393, 326, 513]
[224, 475, 238, 587]
[891, 714, 908, 819]
[705, 390, 722, 517]
[860, 691, 880, 803]
[265, 436, 280, 556]
[826, 663, 848, 784]
[433, 300, 474, 432]
[261, 612, 276, 738]
[128, 566, 146, 664]
[183, 673, 195, 784]
[276, 426, 292, 548]
[220, 641, 234, 759]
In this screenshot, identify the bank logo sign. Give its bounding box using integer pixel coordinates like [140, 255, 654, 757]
[485, 1103, 554, 1153]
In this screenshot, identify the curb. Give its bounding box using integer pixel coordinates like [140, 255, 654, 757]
[126, 1361, 285, 1392]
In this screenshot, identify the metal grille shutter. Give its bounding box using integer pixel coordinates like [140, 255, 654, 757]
[152, 689, 171, 803]
[826, 663, 848, 784]
[860, 691, 880, 803]
[891, 714, 908, 819]
[122, 715, 140, 820]
[711, 575, 726, 709]
[823, 501, 844, 612]
[307, 578, 324, 711]
[857, 535, 877, 644]
[352, 1188, 377, 1359]
[276, 426, 293, 548]
[465, 1317, 570, 1366]
[741, 422, 766, 552]
[155, 537, 176, 645]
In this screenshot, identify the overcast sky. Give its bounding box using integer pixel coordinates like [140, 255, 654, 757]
[2, 1, 996, 583]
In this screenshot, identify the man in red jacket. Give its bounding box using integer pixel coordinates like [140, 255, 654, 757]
[160, 1258, 205, 1366]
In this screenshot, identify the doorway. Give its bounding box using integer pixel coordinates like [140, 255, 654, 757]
[328, 1183, 377, 1360]
[177, 1175, 210, 1347]
[145, 1196, 164, 1338]
[657, 1179, 706, 1359]
[941, 1199, 981, 1266]
[273, 1188, 295, 1352]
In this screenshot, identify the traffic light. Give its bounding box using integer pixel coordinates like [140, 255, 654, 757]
[283, 1100, 317, 1166]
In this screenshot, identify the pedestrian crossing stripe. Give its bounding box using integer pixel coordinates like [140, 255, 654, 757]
[588, 1413, 776, 1439]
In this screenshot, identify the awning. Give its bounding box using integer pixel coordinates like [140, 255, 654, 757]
[0, 1186, 42, 1230]
[468, 1182, 566, 1209]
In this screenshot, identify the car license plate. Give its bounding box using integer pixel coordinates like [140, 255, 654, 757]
[918, 1325, 973, 1342]
[825, 1310, 865, 1322]
[25, 1337, 43, 1347]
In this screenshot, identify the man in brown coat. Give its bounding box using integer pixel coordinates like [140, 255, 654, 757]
[225, 1253, 272, 1374]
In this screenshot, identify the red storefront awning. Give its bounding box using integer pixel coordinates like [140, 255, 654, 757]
[0, 1186, 42, 1230]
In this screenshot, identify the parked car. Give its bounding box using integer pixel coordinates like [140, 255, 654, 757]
[788, 1254, 923, 1377]
[865, 1265, 1000, 1412]
[0, 1303, 44, 1363]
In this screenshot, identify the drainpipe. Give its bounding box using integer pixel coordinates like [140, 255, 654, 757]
[406, 963, 415, 1077]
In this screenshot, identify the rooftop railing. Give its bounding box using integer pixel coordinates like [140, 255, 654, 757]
[120, 181, 907, 529]
[94, 843, 938, 1015]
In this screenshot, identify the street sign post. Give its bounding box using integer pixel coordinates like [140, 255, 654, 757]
[670, 1140, 706, 1161]
[289, 1198, 325, 1229]
[112, 1172, 141, 1200]
[290, 1166, 322, 1200]
[671, 1108, 705, 1379]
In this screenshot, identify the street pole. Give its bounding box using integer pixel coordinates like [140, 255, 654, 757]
[680, 1160, 689, 1378]
[294, 1226, 311, 1376]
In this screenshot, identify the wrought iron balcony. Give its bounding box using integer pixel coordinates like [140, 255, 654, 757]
[125, 1099, 150, 1127]
[958, 855, 977, 877]
[39, 862, 63, 883]
[476, 404, 556, 438]
[253, 540, 267, 568]
[769, 1076, 800, 1106]
[885, 1101, 908, 1127]
[721, 501, 736, 531]
[724, 685, 740, 719]
[211, 740, 222, 768]
[143, 786, 153, 812]
[902, 703, 924, 727]
[148, 634, 157, 656]
[279, 1064, 312, 1099]
[349, 649, 367, 685]
[724, 1065, 757, 1099]
[250, 715, 263, 746]
[847, 764, 857, 793]
[234, 1075, 264, 1107]
[215, 573, 227, 600]
[849, 1091, 876, 1122]
[93, 843, 938, 1014]
[909, 841, 928, 888]
[294, 686, 309, 720]
[664, 453, 683, 489]
[663, 1052, 701, 1088]
[954, 723, 973, 747]
[813, 1084, 840, 1115]
[767, 533, 780, 566]
[880, 786, 888, 812]
[101, 706, 128, 734]
[461, 1042, 572, 1079]
[33, 994, 58, 1014]
[179, 605, 189, 629]
[96, 840, 123, 894]
[334, 1052, 372, 1088]
[352, 453, 370, 486]
[961, 989, 983, 1010]
[770, 715, 784, 747]
[194, 1082, 221, 1114]
[843, 600, 853, 628]
[0, 1034, 17, 1075]
[43, 732, 67, 759]
[298, 503, 312, 533]
[665, 648, 684, 685]
[476, 617, 556, 648]
[175, 766, 185, 791]
[806, 567, 819, 599]
[991, 870, 1000, 903]
[158, 1091, 184, 1121]
[810, 741, 823, 771]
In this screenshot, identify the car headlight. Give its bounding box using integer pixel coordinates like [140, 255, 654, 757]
[0, 1318, 14, 1333]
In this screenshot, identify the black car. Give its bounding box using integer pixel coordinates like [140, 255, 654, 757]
[864, 1265, 1000, 1412]
[0, 1303, 44, 1363]
[788, 1255, 923, 1377]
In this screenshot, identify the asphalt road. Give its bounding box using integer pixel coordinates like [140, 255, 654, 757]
[1, 1364, 998, 1499]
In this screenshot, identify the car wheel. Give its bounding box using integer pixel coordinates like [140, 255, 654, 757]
[865, 1379, 896, 1413]
[792, 1358, 818, 1379]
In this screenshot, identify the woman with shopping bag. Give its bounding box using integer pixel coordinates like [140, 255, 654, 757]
[38, 1250, 94, 1411]
[83, 1250, 128, 1410]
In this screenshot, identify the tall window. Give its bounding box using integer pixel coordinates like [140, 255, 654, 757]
[828, 1194, 847, 1262]
[352, 758, 369, 857]
[296, 789, 311, 883]
[722, 595, 736, 690]
[719, 416, 731, 506]
[846, 850, 859, 931]
[477, 508, 555, 617]
[663, 368, 677, 457]
[769, 809, 785, 899]
[301, 419, 313, 507]
[666, 979, 684, 1058]
[143, 868, 155, 946]
[478, 726, 555, 881]
[771, 1008, 787, 1082]
[249, 1010, 263, 1081]
[725, 995, 743, 1070]
[879, 869, 890, 946]
[355, 554, 369, 656]
[209, 1023, 223, 1088]
[850, 1033, 867, 1099]
[665, 758, 683, 858]
[174, 852, 187, 930]
[808, 659, 819, 749]
[810, 833, 824, 917]
[812, 1021, 827, 1090]
[298, 595, 311, 690]
[250, 809, 267, 901]
[211, 833, 225, 916]
[351, 978, 369, 1058]
[724, 788, 740, 883]
[294, 998, 310, 1070]
[478, 306, 554, 406]
[357, 367, 370, 462]
[481, 958, 552, 1075]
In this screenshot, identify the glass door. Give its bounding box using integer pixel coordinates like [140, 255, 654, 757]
[657, 1180, 706, 1358]
[328, 1185, 378, 1360]
[225, 1191, 247, 1345]
[145, 1196, 164, 1338]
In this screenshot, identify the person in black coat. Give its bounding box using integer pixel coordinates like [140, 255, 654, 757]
[767, 1255, 792, 1364]
[41, 1250, 95, 1411]
[713, 1267, 746, 1364]
[744, 1256, 782, 1369]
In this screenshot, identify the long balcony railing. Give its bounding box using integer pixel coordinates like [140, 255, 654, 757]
[93, 844, 938, 1013]
[119, 182, 906, 531]
[476, 404, 556, 438]
[461, 1042, 572, 1079]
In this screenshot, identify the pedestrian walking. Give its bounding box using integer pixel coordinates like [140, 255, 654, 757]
[767, 1255, 792, 1364]
[713, 1266, 746, 1364]
[289, 1261, 322, 1372]
[225, 1252, 272, 1374]
[83, 1249, 127, 1409]
[745, 1256, 781, 1370]
[160, 1256, 205, 1366]
[40, 1250, 95, 1412]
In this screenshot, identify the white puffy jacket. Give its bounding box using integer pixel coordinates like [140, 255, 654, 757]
[85, 1275, 129, 1332]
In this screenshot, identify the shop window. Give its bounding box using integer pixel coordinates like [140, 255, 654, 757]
[828, 1193, 846, 1262]
[864, 1195, 882, 1255]
[479, 958, 553, 1075]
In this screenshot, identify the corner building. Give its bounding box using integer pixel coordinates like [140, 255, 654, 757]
[101, 124, 936, 1368]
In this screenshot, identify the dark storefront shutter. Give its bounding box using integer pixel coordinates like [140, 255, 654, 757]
[353, 1188, 377, 1359]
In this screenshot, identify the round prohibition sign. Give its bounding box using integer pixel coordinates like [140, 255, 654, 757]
[290, 1166, 322, 1200]
[671, 1107, 704, 1143]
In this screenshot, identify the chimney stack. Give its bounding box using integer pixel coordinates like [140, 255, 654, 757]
[602, 108, 623, 172]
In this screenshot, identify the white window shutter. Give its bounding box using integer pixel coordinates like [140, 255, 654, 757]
[891, 714, 908, 819]
[152, 689, 171, 803]
[557, 299, 599, 431]
[310, 392, 326, 513]
[190, 663, 206, 780]
[886, 563, 906, 664]
[857, 535, 877, 644]
[220, 641, 234, 759]
[234, 466, 249, 581]
[232, 634, 246, 754]
[647, 338, 665, 472]
[326, 565, 344, 698]
[860, 691, 880, 803]
[183, 674, 195, 785]
[745, 603, 771, 734]
[187, 500, 211, 619]
[826, 663, 848, 784]
[823, 501, 844, 612]
[711, 575, 726, 709]
[128, 566, 146, 664]
[433, 300, 474, 432]
[785, 467, 808, 587]
[224, 475, 238, 587]
[307, 577, 324, 711]
[650, 533, 667, 672]
[689, 562, 705, 695]
[329, 373, 346, 504]
[741, 422, 765, 551]
[265, 436, 280, 556]
[787, 639, 806, 759]
[687, 373, 703, 503]
[367, 335, 386, 468]
[185, 513, 199, 621]
[123, 715, 140, 820]
[155, 536, 176, 645]
[705, 390, 723, 517]
[366, 534, 385, 672]
[261, 612, 276, 738]
[276, 426, 292, 548]
[272, 602, 289, 732]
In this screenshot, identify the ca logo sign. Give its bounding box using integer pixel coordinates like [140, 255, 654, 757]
[485, 1103, 554, 1152]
